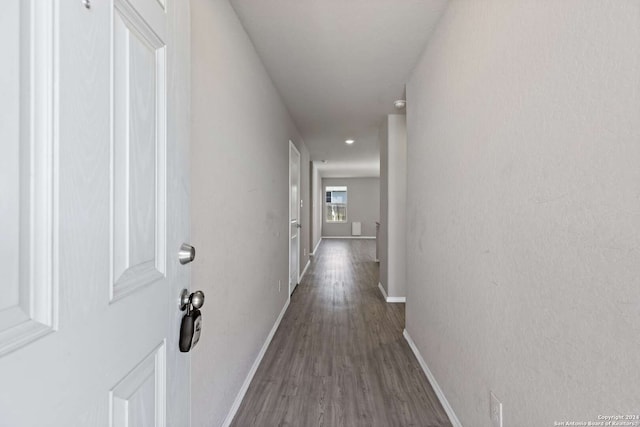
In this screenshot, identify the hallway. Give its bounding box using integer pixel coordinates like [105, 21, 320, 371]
[231, 239, 451, 427]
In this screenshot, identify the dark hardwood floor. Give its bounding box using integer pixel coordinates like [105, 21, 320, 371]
[230, 239, 452, 427]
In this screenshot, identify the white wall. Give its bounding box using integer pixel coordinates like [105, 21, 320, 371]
[406, 1, 640, 426]
[299, 145, 311, 270]
[379, 119, 389, 293]
[190, 0, 309, 425]
[322, 177, 380, 237]
[379, 115, 407, 297]
[311, 162, 323, 253]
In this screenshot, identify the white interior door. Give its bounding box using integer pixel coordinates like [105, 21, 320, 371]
[0, 0, 190, 425]
[289, 141, 301, 295]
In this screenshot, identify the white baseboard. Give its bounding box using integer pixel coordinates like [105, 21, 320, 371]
[377, 282, 406, 303]
[311, 238, 322, 255]
[403, 329, 463, 427]
[321, 235, 376, 240]
[299, 259, 311, 282]
[378, 282, 388, 299]
[222, 299, 290, 427]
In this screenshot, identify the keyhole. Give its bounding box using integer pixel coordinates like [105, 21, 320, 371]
[82, 0, 91, 9]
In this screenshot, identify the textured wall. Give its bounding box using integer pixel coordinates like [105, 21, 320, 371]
[322, 177, 380, 237]
[191, 0, 308, 425]
[379, 118, 389, 293]
[299, 144, 311, 270]
[387, 115, 407, 298]
[406, 1, 640, 426]
[311, 163, 323, 253]
[379, 115, 408, 297]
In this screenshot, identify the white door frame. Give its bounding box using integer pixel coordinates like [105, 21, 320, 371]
[288, 140, 301, 295]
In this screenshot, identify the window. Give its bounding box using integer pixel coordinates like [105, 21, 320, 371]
[325, 186, 347, 223]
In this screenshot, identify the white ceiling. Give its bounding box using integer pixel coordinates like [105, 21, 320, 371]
[229, 0, 449, 177]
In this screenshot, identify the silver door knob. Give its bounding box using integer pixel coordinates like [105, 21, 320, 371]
[179, 289, 205, 311]
[178, 243, 195, 265]
[191, 291, 205, 309]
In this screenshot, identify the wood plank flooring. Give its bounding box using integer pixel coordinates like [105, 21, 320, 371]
[230, 239, 451, 427]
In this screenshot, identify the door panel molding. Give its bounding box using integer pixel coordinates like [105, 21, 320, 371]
[110, 341, 167, 427]
[110, 0, 167, 302]
[0, 0, 58, 357]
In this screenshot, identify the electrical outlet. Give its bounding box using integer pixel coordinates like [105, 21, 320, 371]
[490, 392, 503, 427]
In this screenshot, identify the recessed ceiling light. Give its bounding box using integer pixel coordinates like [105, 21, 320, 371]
[394, 99, 406, 109]
[345, 139, 355, 145]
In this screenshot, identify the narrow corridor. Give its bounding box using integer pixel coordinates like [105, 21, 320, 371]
[231, 239, 451, 427]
